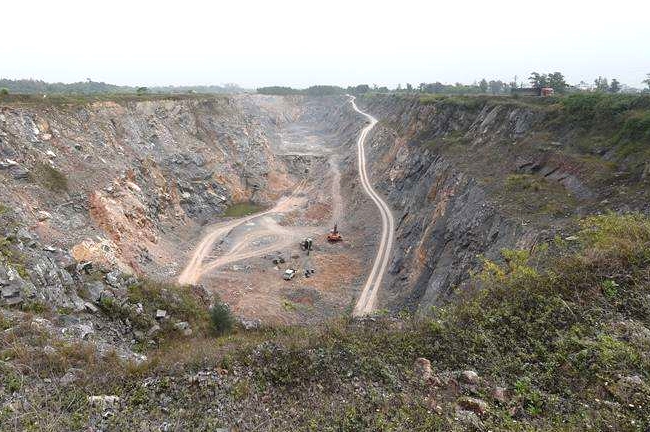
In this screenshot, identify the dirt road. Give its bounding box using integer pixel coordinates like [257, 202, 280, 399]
[177, 193, 306, 285]
[177, 155, 345, 288]
[349, 96, 395, 316]
[177, 96, 392, 318]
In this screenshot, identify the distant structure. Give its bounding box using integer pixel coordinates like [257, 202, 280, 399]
[541, 87, 554, 96]
[511, 87, 555, 97]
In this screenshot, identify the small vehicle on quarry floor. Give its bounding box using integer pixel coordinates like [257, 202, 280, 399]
[327, 224, 342, 243]
[283, 268, 296, 280]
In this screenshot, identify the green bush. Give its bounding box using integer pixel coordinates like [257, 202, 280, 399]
[127, 279, 210, 333]
[560, 93, 650, 125]
[29, 162, 68, 192]
[0, 88, 8, 96]
[210, 301, 234, 336]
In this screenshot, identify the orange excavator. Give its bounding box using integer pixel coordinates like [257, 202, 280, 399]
[327, 224, 342, 243]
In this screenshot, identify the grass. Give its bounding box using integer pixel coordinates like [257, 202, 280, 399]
[126, 278, 212, 336]
[3, 213, 648, 430]
[417, 93, 560, 111]
[222, 202, 264, 217]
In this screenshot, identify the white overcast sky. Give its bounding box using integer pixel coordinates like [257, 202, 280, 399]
[2, 0, 649, 88]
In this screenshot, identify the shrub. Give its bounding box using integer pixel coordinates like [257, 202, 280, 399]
[127, 279, 210, 333]
[0, 88, 8, 96]
[30, 162, 69, 192]
[560, 93, 650, 126]
[210, 301, 234, 336]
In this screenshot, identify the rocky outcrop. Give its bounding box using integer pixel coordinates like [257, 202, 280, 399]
[353, 95, 644, 311]
[0, 95, 318, 277]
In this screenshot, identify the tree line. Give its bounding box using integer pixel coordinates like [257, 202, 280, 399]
[257, 73, 650, 97]
[0, 79, 243, 95]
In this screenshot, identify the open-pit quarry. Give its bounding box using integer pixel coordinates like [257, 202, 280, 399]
[2, 92, 650, 430]
[0, 94, 391, 326]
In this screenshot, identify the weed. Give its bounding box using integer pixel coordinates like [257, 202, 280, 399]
[222, 202, 264, 217]
[210, 301, 234, 336]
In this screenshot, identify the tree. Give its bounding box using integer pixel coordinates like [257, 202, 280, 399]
[488, 80, 504, 95]
[210, 301, 234, 336]
[594, 76, 609, 92]
[418, 83, 426, 93]
[547, 72, 567, 93]
[479, 78, 488, 93]
[136, 86, 149, 95]
[529, 72, 548, 89]
[0, 88, 8, 96]
[609, 78, 621, 93]
[406, 83, 413, 92]
[643, 73, 650, 91]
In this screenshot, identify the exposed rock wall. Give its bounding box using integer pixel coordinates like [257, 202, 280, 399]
[353, 95, 645, 311]
[0, 95, 308, 277]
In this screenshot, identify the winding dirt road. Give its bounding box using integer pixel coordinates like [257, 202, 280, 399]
[178, 97, 392, 317]
[177, 192, 306, 286]
[349, 96, 395, 316]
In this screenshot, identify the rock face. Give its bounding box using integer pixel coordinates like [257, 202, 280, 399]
[351, 95, 650, 311]
[0, 95, 320, 278]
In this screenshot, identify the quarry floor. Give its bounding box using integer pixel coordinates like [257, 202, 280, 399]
[176, 114, 370, 325]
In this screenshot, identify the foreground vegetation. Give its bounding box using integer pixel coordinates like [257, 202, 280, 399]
[1, 213, 648, 430]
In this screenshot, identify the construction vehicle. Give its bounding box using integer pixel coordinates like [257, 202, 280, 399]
[300, 238, 313, 255]
[327, 224, 342, 243]
[283, 268, 296, 280]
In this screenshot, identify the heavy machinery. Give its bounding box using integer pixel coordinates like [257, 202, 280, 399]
[327, 224, 342, 243]
[300, 238, 313, 255]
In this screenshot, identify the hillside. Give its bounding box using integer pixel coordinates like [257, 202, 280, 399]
[1, 93, 649, 431]
[354, 93, 650, 310]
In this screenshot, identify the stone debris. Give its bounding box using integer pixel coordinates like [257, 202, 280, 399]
[87, 395, 121, 409]
[36, 211, 52, 221]
[414, 357, 433, 382]
[147, 324, 161, 337]
[155, 309, 167, 320]
[125, 181, 142, 193]
[492, 386, 508, 403]
[457, 396, 489, 416]
[77, 261, 93, 273]
[1, 285, 22, 305]
[240, 318, 262, 330]
[105, 270, 121, 287]
[454, 408, 484, 431]
[460, 370, 480, 385]
[174, 321, 192, 336]
[84, 301, 99, 313]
